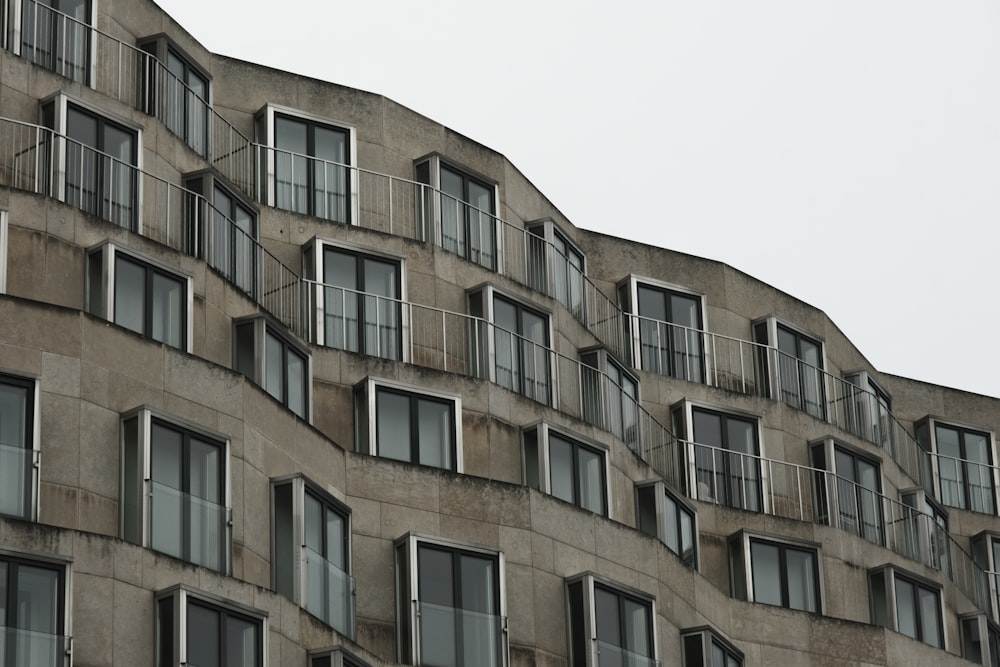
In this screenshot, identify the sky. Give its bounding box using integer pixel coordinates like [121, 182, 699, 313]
[155, 0, 1000, 398]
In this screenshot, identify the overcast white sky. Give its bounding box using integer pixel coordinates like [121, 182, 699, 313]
[156, 0, 1000, 398]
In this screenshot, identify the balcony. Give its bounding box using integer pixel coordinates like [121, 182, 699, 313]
[149, 480, 229, 573]
[0, 441, 36, 519]
[415, 601, 506, 667]
[303, 546, 355, 638]
[0, 626, 72, 667]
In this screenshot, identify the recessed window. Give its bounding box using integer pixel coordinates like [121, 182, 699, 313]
[256, 105, 355, 223]
[754, 318, 825, 419]
[395, 534, 507, 667]
[673, 402, 762, 512]
[619, 276, 704, 383]
[234, 316, 310, 420]
[729, 531, 821, 613]
[139, 37, 210, 157]
[468, 286, 552, 405]
[636, 481, 698, 569]
[869, 565, 943, 648]
[681, 626, 743, 667]
[917, 417, 996, 515]
[18, 0, 92, 83]
[526, 219, 586, 321]
[844, 371, 895, 455]
[156, 586, 264, 667]
[272, 475, 354, 638]
[566, 573, 656, 667]
[961, 612, 1000, 667]
[303, 240, 402, 360]
[810, 439, 883, 545]
[308, 647, 371, 667]
[900, 489, 950, 574]
[355, 378, 461, 471]
[580, 347, 640, 451]
[121, 407, 230, 573]
[523, 424, 609, 516]
[0, 550, 71, 665]
[186, 171, 258, 298]
[87, 243, 192, 352]
[0, 373, 38, 521]
[415, 155, 498, 271]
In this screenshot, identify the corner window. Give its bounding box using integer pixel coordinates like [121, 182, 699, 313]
[303, 240, 402, 360]
[308, 647, 371, 667]
[271, 475, 354, 638]
[42, 94, 140, 229]
[961, 613, 1000, 667]
[0, 550, 70, 666]
[121, 408, 230, 573]
[900, 489, 950, 574]
[681, 626, 743, 667]
[869, 565, 943, 648]
[810, 439, 883, 545]
[566, 573, 656, 667]
[18, 0, 92, 84]
[468, 286, 552, 405]
[156, 586, 264, 667]
[186, 172, 259, 298]
[844, 371, 894, 454]
[526, 219, 585, 320]
[415, 155, 498, 271]
[636, 481, 698, 569]
[234, 317, 310, 420]
[754, 318, 825, 419]
[619, 276, 704, 383]
[87, 243, 192, 352]
[522, 424, 609, 516]
[395, 534, 507, 667]
[0, 373, 39, 521]
[256, 105, 355, 223]
[917, 417, 996, 515]
[673, 402, 762, 512]
[138, 37, 210, 157]
[972, 532, 1000, 621]
[729, 531, 821, 613]
[355, 378, 461, 471]
[580, 348, 640, 451]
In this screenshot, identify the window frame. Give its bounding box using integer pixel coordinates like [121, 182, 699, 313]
[810, 437, 885, 545]
[917, 416, 998, 515]
[869, 564, 944, 649]
[13, 0, 95, 85]
[681, 625, 743, 667]
[354, 376, 463, 472]
[0, 370, 40, 521]
[137, 34, 211, 158]
[961, 612, 1000, 667]
[120, 406, 232, 574]
[394, 532, 508, 667]
[565, 571, 658, 667]
[0, 546, 73, 667]
[233, 315, 311, 420]
[843, 370, 895, 455]
[155, 584, 266, 667]
[753, 316, 827, 419]
[636, 480, 699, 570]
[525, 217, 587, 320]
[255, 103, 357, 223]
[899, 488, 951, 574]
[728, 530, 823, 614]
[522, 422, 611, 517]
[270, 474, 354, 639]
[0, 209, 7, 294]
[307, 646, 372, 667]
[972, 531, 1000, 622]
[580, 346, 641, 452]
[86, 241, 193, 352]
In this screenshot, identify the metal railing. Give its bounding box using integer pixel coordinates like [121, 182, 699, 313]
[929, 451, 998, 515]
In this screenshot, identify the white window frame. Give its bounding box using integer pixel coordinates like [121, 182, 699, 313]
[564, 571, 658, 667]
[522, 421, 612, 518]
[307, 646, 371, 667]
[0, 545, 73, 666]
[753, 315, 828, 419]
[0, 369, 41, 522]
[636, 479, 699, 570]
[868, 564, 945, 649]
[233, 315, 312, 421]
[0, 209, 7, 293]
[579, 345, 641, 451]
[916, 416, 999, 515]
[728, 529, 824, 614]
[810, 436, 885, 545]
[10, 0, 97, 86]
[525, 217, 586, 318]
[681, 625, 743, 667]
[960, 612, 1000, 667]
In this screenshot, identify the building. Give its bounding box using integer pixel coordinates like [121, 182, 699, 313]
[0, 1, 997, 665]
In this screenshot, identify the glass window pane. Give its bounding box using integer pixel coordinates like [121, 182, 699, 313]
[594, 587, 621, 647]
[326, 509, 344, 569]
[265, 332, 283, 402]
[750, 541, 782, 606]
[287, 348, 306, 418]
[0, 382, 28, 517]
[786, 548, 817, 612]
[622, 597, 651, 656]
[894, 578, 917, 639]
[664, 494, 679, 553]
[376, 390, 411, 462]
[418, 546, 454, 608]
[917, 586, 941, 647]
[225, 614, 259, 667]
[114, 256, 145, 335]
[459, 554, 495, 614]
[187, 602, 220, 667]
[16, 565, 59, 632]
[417, 398, 451, 469]
[692, 410, 722, 447]
[151, 270, 184, 348]
[304, 492, 322, 553]
[549, 435, 574, 504]
[577, 445, 604, 515]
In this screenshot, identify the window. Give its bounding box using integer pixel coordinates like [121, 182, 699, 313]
[729, 531, 821, 613]
[962, 613, 1000, 667]
[917, 417, 996, 515]
[522, 424, 609, 516]
[18, 0, 91, 83]
[41, 94, 140, 229]
[87, 243, 191, 352]
[580, 347, 640, 451]
[415, 154, 498, 270]
[395, 534, 507, 667]
[308, 647, 371, 667]
[121, 407, 230, 573]
[0, 373, 38, 521]
[810, 439, 883, 545]
[673, 402, 762, 512]
[636, 481, 698, 569]
[139, 37, 210, 157]
[0, 550, 70, 667]
[844, 371, 894, 454]
[681, 627, 743, 667]
[900, 489, 950, 574]
[0, 209, 7, 294]
[355, 378, 461, 471]
[468, 286, 552, 405]
[256, 105, 355, 223]
[869, 566, 943, 648]
[754, 318, 825, 419]
[566, 573, 657, 667]
[186, 171, 258, 298]
[972, 532, 1000, 621]
[271, 475, 354, 638]
[156, 585, 264, 667]
[303, 240, 402, 360]
[526, 219, 585, 320]
[234, 316, 310, 419]
[619, 276, 704, 383]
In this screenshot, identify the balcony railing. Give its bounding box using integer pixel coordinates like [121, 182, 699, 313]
[14, 0, 90, 84]
[149, 480, 230, 573]
[931, 451, 998, 515]
[595, 641, 661, 667]
[303, 546, 355, 639]
[415, 601, 506, 667]
[0, 442, 35, 519]
[0, 626, 72, 667]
